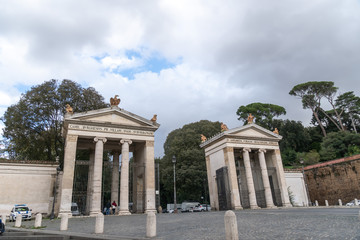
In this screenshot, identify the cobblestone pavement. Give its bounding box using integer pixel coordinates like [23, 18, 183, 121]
[6, 207, 360, 239]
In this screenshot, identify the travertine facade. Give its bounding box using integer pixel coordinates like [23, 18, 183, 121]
[59, 106, 159, 217]
[200, 123, 292, 210]
[0, 161, 59, 216]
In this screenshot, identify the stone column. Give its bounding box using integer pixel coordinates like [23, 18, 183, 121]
[242, 148, 259, 209]
[59, 134, 78, 216]
[272, 149, 292, 207]
[118, 139, 132, 215]
[205, 156, 216, 210]
[86, 150, 95, 215]
[145, 141, 156, 213]
[223, 147, 242, 210]
[111, 151, 120, 206]
[258, 149, 276, 208]
[89, 137, 107, 216]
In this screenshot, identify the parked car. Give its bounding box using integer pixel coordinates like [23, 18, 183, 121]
[181, 202, 200, 212]
[345, 199, 360, 206]
[9, 204, 32, 221]
[71, 202, 80, 216]
[193, 204, 211, 212]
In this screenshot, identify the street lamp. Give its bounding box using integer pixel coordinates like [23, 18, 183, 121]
[300, 159, 311, 206]
[172, 155, 177, 213]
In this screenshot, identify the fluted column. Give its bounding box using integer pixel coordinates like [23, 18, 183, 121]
[85, 150, 95, 215]
[89, 137, 107, 216]
[258, 149, 276, 208]
[59, 134, 78, 217]
[111, 151, 120, 207]
[242, 148, 260, 209]
[144, 141, 156, 213]
[272, 149, 292, 207]
[118, 139, 132, 215]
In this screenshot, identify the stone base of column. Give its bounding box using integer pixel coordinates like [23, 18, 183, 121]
[250, 205, 261, 210]
[89, 211, 102, 217]
[266, 205, 277, 209]
[145, 209, 157, 214]
[59, 211, 72, 218]
[283, 203, 293, 208]
[234, 206, 243, 210]
[118, 210, 131, 216]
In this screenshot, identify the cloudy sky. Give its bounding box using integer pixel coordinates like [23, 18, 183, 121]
[1, 0, 360, 157]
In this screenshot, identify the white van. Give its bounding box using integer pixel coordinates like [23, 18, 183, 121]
[71, 202, 80, 216]
[181, 202, 200, 212]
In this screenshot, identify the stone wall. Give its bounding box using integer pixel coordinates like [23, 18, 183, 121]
[0, 160, 59, 216]
[304, 154, 360, 206]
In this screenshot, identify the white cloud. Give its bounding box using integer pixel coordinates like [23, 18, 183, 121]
[0, 0, 360, 156]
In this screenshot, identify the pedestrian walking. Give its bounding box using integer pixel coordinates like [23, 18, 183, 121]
[111, 201, 117, 215]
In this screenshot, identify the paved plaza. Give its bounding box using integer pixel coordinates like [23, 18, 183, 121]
[6, 208, 360, 239]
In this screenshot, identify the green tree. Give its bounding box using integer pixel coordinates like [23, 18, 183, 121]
[319, 131, 360, 161]
[236, 102, 286, 129]
[335, 91, 360, 133]
[289, 81, 337, 137]
[160, 120, 221, 207]
[272, 119, 312, 166]
[1, 79, 108, 161]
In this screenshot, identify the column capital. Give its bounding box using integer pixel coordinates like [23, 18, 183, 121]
[242, 148, 251, 153]
[120, 139, 132, 145]
[258, 148, 267, 153]
[94, 137, 107, 144]
[66, 134, 78, 142]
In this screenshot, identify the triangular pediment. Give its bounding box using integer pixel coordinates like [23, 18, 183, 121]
[226, 124, 281, 140]
[64, 106, 159, 128]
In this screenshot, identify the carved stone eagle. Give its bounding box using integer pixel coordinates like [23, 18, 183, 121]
[110, 95, 121, 106]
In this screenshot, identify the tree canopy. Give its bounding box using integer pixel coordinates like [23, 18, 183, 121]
[160, 120, 221, 207]
[1, 79, 108, 161]
[236, 102, 286, 129]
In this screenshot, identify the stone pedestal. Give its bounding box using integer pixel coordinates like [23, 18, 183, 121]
[60, 213, 68, 231]
[146, 212, 156, 238]
[15, 214, 22, 227]
[224, 210, 239, 240]
[34, 213, 42, 228]
[95, 213, 104, 234]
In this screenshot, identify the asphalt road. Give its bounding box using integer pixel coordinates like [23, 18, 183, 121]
[6, 207, 360, 240]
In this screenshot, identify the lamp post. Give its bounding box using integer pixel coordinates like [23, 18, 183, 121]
[300, 159, 311, 206]
[172, 155, 177, 213]
[50, 157, 61, 220]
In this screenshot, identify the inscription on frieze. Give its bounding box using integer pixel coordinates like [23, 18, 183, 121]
[228, 138, 278, 146]
[68, 124, 154, 136]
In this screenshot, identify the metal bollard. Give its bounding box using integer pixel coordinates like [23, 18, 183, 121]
[15, 214, 22, 227]
[224, 210, 239, 240]
[146, 212, 156, 238]
[34, 213, 42, 228]
[60, 213, 68, 231]
[95, 213, 104, 234]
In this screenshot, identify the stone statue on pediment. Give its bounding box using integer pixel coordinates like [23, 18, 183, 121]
[65, 104, 73, 114]
[201, 134, 207, 142]
[151, 114, 157, 123]
[247, 113, 254, 124]
[221, 122, 229, 132]
[273, 128, 279, 134]
[110, 95, 121, 106]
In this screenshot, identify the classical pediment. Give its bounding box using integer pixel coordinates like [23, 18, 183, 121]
[64, 106, 159, 129]
[226, 124, 280, 140]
